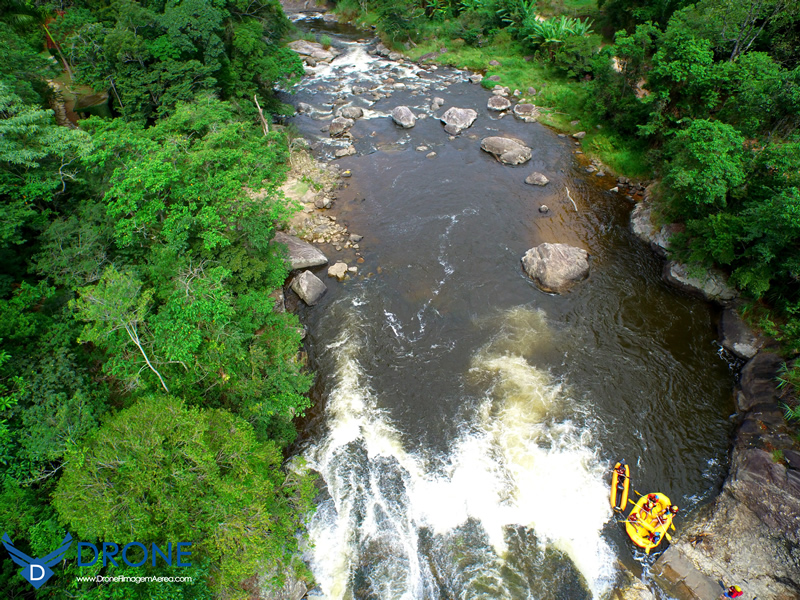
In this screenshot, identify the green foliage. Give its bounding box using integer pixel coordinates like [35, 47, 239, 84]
[523, 15, 594, 55]
[53, 396, 316, 598]
[55, 0, 302, 121]
[662, 119, 746, 217]
[0, 82, 93, 247]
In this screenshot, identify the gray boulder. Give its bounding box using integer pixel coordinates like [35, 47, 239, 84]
[630, 201, 673, 257]
[469, 73, 483, 84]
[513, 103, 539, 122]
[391, 105, 416, 128]
[525, 172, 549, 186]
[572, 131, 586, 139]
[275, 232, 328, 270]
[522, 243, 589, 294]
[290, 270, 327, 306]
[338, 106, 364, 119]
[288, 40, 338, 63]
[663, 261, 737, 304]
[481, 136, 532, 165]
[329, 116, 354, 137]
[488, 96, 511, 111]
[440, 107, 478, 135]
[720, 307, 764, 359]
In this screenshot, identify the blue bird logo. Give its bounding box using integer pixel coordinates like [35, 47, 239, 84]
[2, 532, 73, 589]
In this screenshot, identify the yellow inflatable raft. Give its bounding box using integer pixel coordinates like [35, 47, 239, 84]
[624, 493, 675, 554]
[610, 462, 629, 510]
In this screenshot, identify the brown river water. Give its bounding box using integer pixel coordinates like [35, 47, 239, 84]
[282, 17, 736, 600]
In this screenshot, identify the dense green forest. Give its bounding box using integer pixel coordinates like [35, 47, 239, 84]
[1, 0, 314, 598]
[2, 0, 799, 597]
[334, 0, 800, 418]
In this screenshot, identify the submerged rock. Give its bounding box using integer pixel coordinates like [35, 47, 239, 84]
[290, 270, 327, 306]
[521, 243, 589, 294]
[480, 136, 532, 165]
[391, 105, 416, 128]
[440, 107, 477, 135]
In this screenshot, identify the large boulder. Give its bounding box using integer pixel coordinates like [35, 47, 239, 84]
[288, 39, 338, 63]
[391, 105, 416, 128]
[521, 243, 589, 294]
[329, 116, 354, 137]
[290, 270, 327, 306]
[481, 136, 532, 165]
[720, 307, 764, 359]
[513, 103, 539, 122]
[630, 200, 673, 257]
[275, 232, 328, 270]
[487, 96, 511, 111]
[338, 106, 363, 120]
[663, 261, 737, 305]
[440, 107, 477, 135]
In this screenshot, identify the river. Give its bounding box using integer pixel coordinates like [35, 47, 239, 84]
[282, 17, 735, 600]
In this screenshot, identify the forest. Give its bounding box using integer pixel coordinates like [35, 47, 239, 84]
[1, 0, 315, 598]
[1, 0, 799, 598]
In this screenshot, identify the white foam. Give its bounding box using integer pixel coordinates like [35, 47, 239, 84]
[304, 306, 615, 598]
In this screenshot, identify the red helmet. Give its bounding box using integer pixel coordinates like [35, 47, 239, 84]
[648, 494, 657, 502]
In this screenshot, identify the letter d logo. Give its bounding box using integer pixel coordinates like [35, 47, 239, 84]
[30, 564, 45, 581]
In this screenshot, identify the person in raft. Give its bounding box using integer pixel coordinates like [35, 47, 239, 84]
[722, 584, 743, 598]
[656, 505, 678, 526]
[647, 531, 661, 544]
[614, 465, 627, 478]
[640, 499, 655, 519]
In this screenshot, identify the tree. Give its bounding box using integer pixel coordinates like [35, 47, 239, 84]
[0, 83, 92, 248]
[53, 396, 315, 598]
[71, 264, 169, 392]
[662, 119, 746, 218]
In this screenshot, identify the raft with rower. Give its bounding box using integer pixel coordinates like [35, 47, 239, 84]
[610, 460, 678, 555]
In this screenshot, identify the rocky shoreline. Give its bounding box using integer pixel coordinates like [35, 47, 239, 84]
[628, 190, 800, 600]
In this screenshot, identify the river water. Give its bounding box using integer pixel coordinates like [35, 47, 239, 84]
[283, 18, 735, 599]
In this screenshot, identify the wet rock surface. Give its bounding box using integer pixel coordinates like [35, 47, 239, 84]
[521, 243, 590, 294]
[480, 136, 532, 165]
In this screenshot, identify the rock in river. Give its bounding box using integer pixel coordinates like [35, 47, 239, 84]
[329, 117, 354, 137]
[275, 232, 328, 270]
[525, 172, 549, 186]
[521, 243, 589, 294]
[440, 107, 477, 135]
[391, 106, 416, 128]
[338, 106, 363, 120]
[290, 270, 327, 306]
[487, 96, 511, 111]
[513, 103, 539, 122]
[481, 136, 532, 165]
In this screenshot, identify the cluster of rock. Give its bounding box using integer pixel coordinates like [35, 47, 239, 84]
[288, 39, 340, 67]
[628, 185, 800, 600]
[652, 349, 800, 600]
